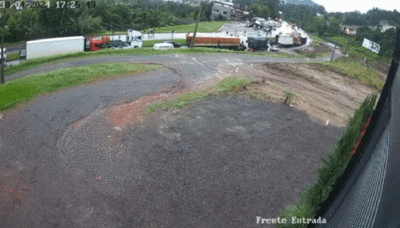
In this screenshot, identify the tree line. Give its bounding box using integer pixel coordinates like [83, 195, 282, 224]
[276, 2, 398, 59]
[1, 0, 216, 43]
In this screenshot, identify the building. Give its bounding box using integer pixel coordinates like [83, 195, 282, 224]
[367, 25, 395, 33]
[381, 25, 396, 33]
[211, 1, 249, 20]
[341, 25, 359, 35]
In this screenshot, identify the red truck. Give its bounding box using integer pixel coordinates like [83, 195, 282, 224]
[89, 36, 110, 51]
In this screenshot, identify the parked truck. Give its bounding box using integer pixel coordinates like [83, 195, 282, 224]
[186, 34, 245, 50]
[27, 36, 85, 60]
[26, 30, 143, 60]
[276, 35, 293, 45]
[245, 37, 269, 51]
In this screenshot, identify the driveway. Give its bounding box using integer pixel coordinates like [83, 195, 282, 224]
[0, 52, 353, 227]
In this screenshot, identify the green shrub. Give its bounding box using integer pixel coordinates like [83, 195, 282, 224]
[275, 93, 377, 228]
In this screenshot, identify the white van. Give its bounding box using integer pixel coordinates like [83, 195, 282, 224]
[153, 43, 174, 50]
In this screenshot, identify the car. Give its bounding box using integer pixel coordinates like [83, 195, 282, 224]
[163, 41, 181, 48]
[19, 49, 26, 60]
[153, 43, 174, 50]
[270, 46, 279, 52]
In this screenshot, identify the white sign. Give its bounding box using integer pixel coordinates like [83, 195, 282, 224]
[362, 38, 380, 54]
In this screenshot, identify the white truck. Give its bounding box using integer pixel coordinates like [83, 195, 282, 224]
[277, 36, 293, 45]
[26, 36, 84, 60]
[126, 29, 143, 48]
[108, 30, 143, 49]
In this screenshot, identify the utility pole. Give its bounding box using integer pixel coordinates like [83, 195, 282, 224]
[0, 8, 5, 85]
[345, 35, 350, 55]
[330, 26, 341, 62]
[191, 2, 203, 48]
[1, 26, 4, 84]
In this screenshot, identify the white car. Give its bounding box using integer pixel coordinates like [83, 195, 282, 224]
[270, 46, 279, 52]
[153, 43, 174, 50]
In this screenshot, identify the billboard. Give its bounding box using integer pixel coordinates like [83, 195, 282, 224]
[362, 38, 380, 54]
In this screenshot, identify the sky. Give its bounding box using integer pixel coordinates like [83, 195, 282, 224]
[311, 0, 400, 14]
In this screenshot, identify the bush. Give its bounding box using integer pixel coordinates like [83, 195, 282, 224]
[275, 93, 378, 228]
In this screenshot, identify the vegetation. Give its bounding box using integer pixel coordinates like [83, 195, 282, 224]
[315, 58, 385, 91]
[146, 75, 253, 114]
[1, 0, 216, 43]
[283, 90, 294, 104]
[275, 93, 377, 228]
[0, 63, 162, 111]
[6, 52, 19, 61]
[140, 21, 226, 33]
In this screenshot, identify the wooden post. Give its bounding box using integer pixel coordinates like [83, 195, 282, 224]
[191, 3, 203, 48]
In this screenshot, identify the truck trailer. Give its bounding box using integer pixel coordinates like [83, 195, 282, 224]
[276, 35, 293, 45]
[26, 36, 84, 60]
[186, 35, 244, 49]
[26, 30, 143, 60]
[246, 37, 269, 51]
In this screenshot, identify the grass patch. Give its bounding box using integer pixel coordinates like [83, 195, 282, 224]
[275, 93, 377, 228]
[0, 63, 162, 111]
[142, 39, 187, 47]
[310, 57, 385, 91]
[141, 21, 227, 33]
[3, 40, 26, 48]
[146, 75, 253, 114]
[283, 90, 294, 104]
[7, 52, 20, 61]
[308, 34, 326, 45]
[85, 30, 127, 36]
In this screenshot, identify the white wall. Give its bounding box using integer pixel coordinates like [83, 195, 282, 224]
[27, 37, 84, 60]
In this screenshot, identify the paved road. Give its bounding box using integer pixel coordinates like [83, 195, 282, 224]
[0, 50, 343, 227]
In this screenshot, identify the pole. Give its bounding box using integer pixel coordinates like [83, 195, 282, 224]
[330, 26, 341, 62]
[1, 26, 4, 84]
[345, 35, 350, 55]
[191, 2, 203, 48]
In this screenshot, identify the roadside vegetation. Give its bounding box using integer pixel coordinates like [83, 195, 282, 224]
[316, 58, 385, 91]
[146, 75, 260, 114]
[141, 21, 226, 33]
[6, 52, 20, 61]
[0, 63, 162, 111]
[275, 93, 377, 228]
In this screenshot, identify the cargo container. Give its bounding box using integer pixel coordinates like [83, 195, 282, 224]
[26, 36, 84, 60]
[25, 30, 143, 60]
[277, 36, 293, 45]
[186, 35, 243, 49]
[246, 37, 269, 51]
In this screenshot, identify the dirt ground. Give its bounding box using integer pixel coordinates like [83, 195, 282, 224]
[58, 93, 346, 228]
[188, 61, 382, 128]
[48, 60, 383, 227]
